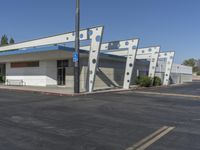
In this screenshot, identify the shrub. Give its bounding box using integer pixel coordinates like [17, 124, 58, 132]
[0, 75, 5, 83]
[135, 76, 141, 85]
[135, 76, 152, 87]
[197, 71, 200, 76]
[153, 76, 162, 86]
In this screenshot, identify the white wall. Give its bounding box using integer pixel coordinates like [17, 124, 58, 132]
[0, 51, 72, 63]
[171, 64, 193, 75]
[156, 61, 193, 84]
[46, 60, 57, 86]
[6, 60, 57, 86]
[156, 61, 192, 75]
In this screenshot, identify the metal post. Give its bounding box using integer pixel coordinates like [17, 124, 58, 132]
[74, 0, 80, 93]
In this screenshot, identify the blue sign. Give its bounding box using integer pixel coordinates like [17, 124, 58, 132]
[73, 52, 79, 62]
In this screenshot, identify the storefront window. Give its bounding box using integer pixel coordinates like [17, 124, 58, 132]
[11, 61, 39, 68]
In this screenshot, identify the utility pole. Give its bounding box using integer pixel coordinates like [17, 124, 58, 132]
[74, 0, 80, 93]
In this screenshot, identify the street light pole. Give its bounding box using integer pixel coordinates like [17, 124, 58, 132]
[74, 0, 80, 93]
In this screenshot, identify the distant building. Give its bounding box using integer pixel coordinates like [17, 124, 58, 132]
[156, 60, 192, 84]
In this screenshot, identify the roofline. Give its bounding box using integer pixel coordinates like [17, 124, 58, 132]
[0, 45, 125, 60]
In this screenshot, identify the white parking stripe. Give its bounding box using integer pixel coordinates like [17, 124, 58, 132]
[132, 91, 200, 99]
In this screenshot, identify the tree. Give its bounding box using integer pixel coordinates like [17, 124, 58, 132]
[182, 58, 200, 73]
[0, 35, 15, 46]
[1, 34, 8, 46]
[9, 38, 15, 44]
[182, 58, 196, 67]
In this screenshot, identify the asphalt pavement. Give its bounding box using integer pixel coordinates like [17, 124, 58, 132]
[134, 81, 200, 96]
[0, 81, 199, 150]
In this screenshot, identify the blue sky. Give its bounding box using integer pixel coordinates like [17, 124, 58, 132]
[0, 0, 199, 63]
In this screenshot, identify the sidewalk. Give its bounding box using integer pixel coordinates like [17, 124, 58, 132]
[0, 85, 75, 95]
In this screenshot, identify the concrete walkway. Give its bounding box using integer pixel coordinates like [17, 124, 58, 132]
[0, 84, 128, 96]
[0, 85, 75, 95]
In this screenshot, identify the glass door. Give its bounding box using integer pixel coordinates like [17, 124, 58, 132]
[57, 68, 65, 85]
[0, 64, 5, 83]
[57, 60, 68, 86]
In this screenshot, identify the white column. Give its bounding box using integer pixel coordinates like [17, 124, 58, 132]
[162, 52, 175, 85]
[88, 27, 104, 92]
[148, 47, 160, 80]
[123, 39, 139, 89]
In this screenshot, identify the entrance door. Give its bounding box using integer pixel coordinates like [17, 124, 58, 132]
[57, 68, 65, 85]
[0, 64, 6, 83]
[57, 60, 68, 86]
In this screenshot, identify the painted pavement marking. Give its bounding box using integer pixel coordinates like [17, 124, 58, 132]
[126, 126, 175, 150]
[132, 91, 200, 99]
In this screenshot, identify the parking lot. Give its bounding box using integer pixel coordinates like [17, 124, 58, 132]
[133, 80, 200, 97]
[0, 81, 199, 150]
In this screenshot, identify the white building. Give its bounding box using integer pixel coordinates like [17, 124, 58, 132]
[0, 45, 150, 91]
[156, 61, 193, 84]
[0, 26, 193, 92]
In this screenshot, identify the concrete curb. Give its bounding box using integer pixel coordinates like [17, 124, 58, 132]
[0, 82, 191, 97]
[0, 87, 75, 97]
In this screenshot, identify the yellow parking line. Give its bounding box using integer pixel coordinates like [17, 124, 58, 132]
[126, 126, 175, 150]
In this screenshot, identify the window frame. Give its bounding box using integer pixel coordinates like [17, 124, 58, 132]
[11, 61, 40, 68]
